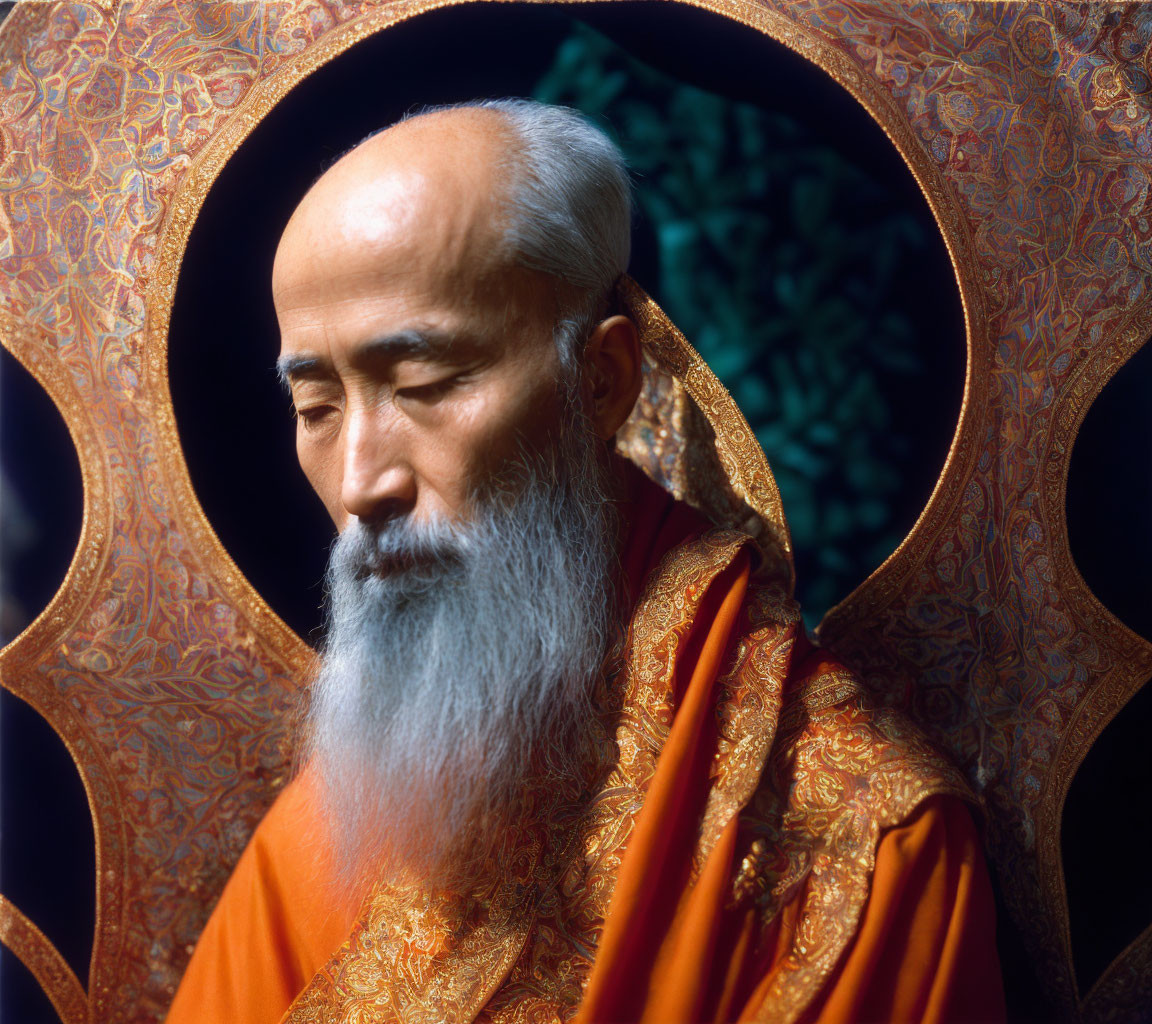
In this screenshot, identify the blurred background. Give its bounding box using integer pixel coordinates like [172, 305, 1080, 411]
[1, 3, 1148, 1020]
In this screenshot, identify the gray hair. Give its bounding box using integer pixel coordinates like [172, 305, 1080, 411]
[401, 99, 633, 367]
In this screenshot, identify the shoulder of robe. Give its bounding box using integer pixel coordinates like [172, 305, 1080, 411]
[725, 621, 975, 909]
[712, 617, 980, 1020]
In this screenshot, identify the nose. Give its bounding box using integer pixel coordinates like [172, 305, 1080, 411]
[340, 407, 417, 524]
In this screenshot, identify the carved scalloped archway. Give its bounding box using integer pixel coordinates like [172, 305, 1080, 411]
[1, 3, 1150, 1021]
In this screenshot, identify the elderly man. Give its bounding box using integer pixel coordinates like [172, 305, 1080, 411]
[168, 100, 1004, 1023]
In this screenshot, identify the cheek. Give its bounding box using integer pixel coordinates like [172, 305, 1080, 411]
[297, 432, 345, 525]
[457, 375, 564, 472]
[414, 404, 500, 502]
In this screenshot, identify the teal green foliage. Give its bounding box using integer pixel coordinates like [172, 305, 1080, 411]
[533, 26, 932, 626]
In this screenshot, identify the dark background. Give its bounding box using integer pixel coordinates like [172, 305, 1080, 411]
[1, 3, 1149, 1020]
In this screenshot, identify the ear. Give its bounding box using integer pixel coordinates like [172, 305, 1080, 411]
[581, 315, 642, 440]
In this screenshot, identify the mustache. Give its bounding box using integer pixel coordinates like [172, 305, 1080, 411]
[335, 515, 470, 586]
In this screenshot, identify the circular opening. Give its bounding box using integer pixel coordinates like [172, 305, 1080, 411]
[168, 0, 964, 639]
[1063, 334, 1152, 996]
[0, 346, 93, 1013]
[1066, 337, 1152, 642]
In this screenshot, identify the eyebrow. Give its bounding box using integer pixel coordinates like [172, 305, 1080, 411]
[276, 328, 464, 389]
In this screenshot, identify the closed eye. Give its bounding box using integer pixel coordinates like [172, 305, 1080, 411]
[395, 374, 468, 403]
[294, 403, 340, 430]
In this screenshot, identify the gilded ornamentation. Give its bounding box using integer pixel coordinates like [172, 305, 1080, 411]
[0, 894, 88, 1024]
[740, 677, 970, 1021]
[1, 1, 1150, 1021]
[615, 277, 794, 589]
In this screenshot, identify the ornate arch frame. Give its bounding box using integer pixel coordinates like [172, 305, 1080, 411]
[1, 2, 1150, 1021]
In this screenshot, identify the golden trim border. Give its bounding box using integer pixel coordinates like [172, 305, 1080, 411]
[0, 893, 89, 1024]
[617, 275, 792, 560]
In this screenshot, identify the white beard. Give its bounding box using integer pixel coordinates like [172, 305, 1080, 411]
[302, 394, 620, 899]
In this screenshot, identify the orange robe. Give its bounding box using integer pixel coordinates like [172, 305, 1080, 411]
[167, 466, 1005, 1024]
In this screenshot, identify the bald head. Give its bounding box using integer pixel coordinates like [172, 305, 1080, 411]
[276, 101, 632, 337]
[273, 106, 518, 317]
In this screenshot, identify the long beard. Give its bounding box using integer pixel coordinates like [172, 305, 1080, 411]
[302, 395, 620, 900]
